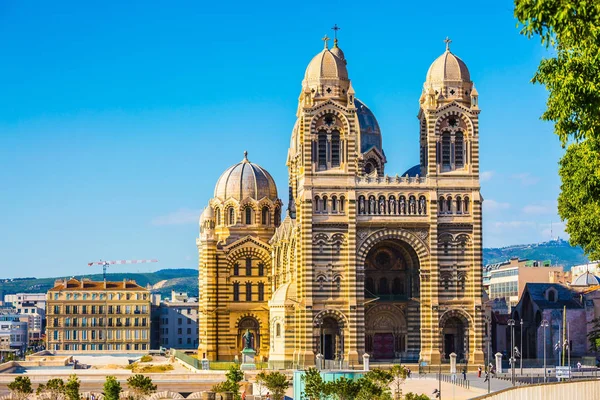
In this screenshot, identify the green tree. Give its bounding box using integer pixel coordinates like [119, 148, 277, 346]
[256, 371, 289, 400]
[8, 376, 33, 400]
[103, 375, 122, 400]
[301, 367, 325, 400]
[36, 378, 65, 400]
[515, 1, 600, 259]
[127, 374, 157, 400]
[404, 393, 430, 400]
[212, 364, 244, 400]
[389, 365, 408, 400]
[64, 375, 81, 400]
[587, 317, 600, 352]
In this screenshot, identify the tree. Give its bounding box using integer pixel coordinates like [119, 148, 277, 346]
[127, 374, 157, 400]
[404, 393, 430, 400]
[587, 317, 600, 352]
[301, 367, 325, 400]
[389, 365, 408, 400]
[103, 375, 122, 400]
[8, 376, 33, 400]
[64, 375, 80, 400]
[212, 364, 244, 400]
[515, 1, 600, 259]
[323, 376, 362, 400]
[36, 378, 65, 400]
[256, 371, 289, 400]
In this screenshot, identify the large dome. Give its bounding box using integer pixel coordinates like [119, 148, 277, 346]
[304, 45, 348, 82]
[213, 152, 278, 201]
[355, 98, 382, 154]
[426, 48, 470, 84]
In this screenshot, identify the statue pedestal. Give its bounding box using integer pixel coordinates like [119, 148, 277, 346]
[240, 348, 256, 370]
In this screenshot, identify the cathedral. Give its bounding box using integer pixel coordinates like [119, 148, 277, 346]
[197, 35, 484, 367]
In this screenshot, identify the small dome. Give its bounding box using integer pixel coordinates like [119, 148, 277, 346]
[426, 49, 470, 84]
[214, 152, 278, 201]
[572, 272, 600, 286]
[330, 39, 345, 62]
[402, 164, 421, 177]
[199, 206, 214, 223]
[304, 46, 348, 82]
[355, 98, 382, 154]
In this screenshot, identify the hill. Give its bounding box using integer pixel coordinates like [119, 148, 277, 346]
[0, 268, 198, 298]
[483, 239, 588, 269]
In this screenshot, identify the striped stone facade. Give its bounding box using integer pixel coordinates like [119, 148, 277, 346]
[198, 39, 485, 366]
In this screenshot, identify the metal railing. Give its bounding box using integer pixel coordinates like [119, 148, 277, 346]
[440, 373, 470, 389]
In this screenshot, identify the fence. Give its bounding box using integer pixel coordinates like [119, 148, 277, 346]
[471, 378, 600, 400]
[439, 373, 470, 389]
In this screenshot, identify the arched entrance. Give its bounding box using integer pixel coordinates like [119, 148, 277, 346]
[237, 316, 260, 354]
[363, 239, 420, 360]
[440, 311, 470, 361]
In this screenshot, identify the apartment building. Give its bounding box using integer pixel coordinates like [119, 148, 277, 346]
[46, 278, 150, 351]
[157, 291, 198, 349]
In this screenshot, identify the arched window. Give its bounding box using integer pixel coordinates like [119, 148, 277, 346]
[446, 196, 452, 214]
[245, 282, 252, 302]
[216, 208, 221, 225]
[233, 263, 239, 276]
[464, 197, 470, 214]
[331, 130, 341, 167]
[262, 206, 269, 225]
[258, 263, 264, 276]
[317, 276, 325, 291]
[441, 132, 451, 169]
[276, 323, 281, 337]
[315, 196, 320, 212]
[318, 131, 327, 169]
[340, 196, 345, 213]
[245, 257, 252, 276]
[274, 207, 281, 226]
[233, 283, 240, 302]
[456, 196, 462, 214]
[229, 208, 235, 225]
[547, 289, 556, 302]
[322, 196, 328, 213]
[331, 195, 337, 212]
[439, 196, 445, 213]
[245, 207, 252, 225]
[258, 282, 265, 301]
[334, 276, 341, 292]
[365, 277, 375, 294]
[455, 131, 464, 168]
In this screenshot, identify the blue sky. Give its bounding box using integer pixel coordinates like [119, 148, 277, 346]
[0, 1, 566, 278]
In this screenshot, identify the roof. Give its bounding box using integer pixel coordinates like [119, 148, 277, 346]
[522, 283, 582, 310]
[355, 98, 383, 154]
[572, 272, 600, 287]
[213, 152, 278, 201]
[426, 49, 470, 83]
[49, 278, 147, 291]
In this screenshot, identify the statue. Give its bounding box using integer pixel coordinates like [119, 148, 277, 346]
[359, 198, 365, 214]
[409, 198, 416, 215]
[369, 197, 376, 214]
[389, 198, 396, 214]
[379, 198, 386, 214]
[243, 329, 254, 350]
[419, 197, 426, 215]
[399, 197, 406, 215]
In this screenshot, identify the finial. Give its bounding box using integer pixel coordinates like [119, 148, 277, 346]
[444, 36, 452, 51]
[331, 24, 340, 47]
[243, 150, 248, 161]
[322, 35, 330, 49]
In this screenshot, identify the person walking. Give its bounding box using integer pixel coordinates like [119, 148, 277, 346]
[478, 366, 482, 378]
[462, 367, 467, 381]
[484, 371, 489, 382]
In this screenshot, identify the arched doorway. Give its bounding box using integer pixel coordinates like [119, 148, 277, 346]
[363, 239, 420, 360]
[440, 314, 469, 361]
[237, 316, 260, 354]
[319, 317, 340, 360]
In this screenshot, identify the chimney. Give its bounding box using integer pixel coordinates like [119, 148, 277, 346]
[123, 278, 127, 289]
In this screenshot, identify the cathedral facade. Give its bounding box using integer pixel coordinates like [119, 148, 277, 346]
[197, 37, 484, 367]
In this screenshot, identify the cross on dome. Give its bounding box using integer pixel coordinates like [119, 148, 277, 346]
[243, 150, 249, 162]
[322, 35, 330, 49]
[444, 36, 452, 51]
[331, 24, 341, 47]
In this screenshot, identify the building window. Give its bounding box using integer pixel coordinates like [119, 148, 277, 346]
[246, 282, 252, 302]
[262, 206, 269, 225]
[318, 131, 327, 169]
[274, 207, 281, 226]
[276, 323, 281, 338]
[245, 257, 252, 276]
[455, 131, 464, 167]
[216, 208, 221, 225]
[258, 282, 265, 301]
[229, 208, 235, 225]
[331, 130, 340, 167]
[245, 207, 252, 224]
[233, 283, 240, 302]
[331, 195, 337, 212]
[258, 263, 264, 276]
[233, 263, 239, 276]
[441, 132, 451, 169]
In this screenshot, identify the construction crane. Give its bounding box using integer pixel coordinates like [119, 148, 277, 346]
[88, 259, 158, 280]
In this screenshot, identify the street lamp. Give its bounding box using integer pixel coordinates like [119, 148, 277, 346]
[485, 335, 491, 394]
[520, 318, 523, 376]
[508, 319, 516, 386]
[541, 319, 549, 383]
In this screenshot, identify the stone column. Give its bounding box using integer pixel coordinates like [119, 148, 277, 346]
[449, 352, 457, 374]
[495, 352, 503, 374]
[316, 353, 324, 370]
[363, 353, 370, 371]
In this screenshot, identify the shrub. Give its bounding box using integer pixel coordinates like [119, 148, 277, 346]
[127, 374, 157, 400]
[8, 376, 33, 400]
[103, 376, 122, 400]
[140, 355, 153, 363]
[256, 371, 289, 400]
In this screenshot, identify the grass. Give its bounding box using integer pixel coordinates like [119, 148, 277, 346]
[140, 355, 153, 363]
[125, 363, 174, 373]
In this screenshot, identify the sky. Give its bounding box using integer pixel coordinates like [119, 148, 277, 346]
[0, 1, 567, 278]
